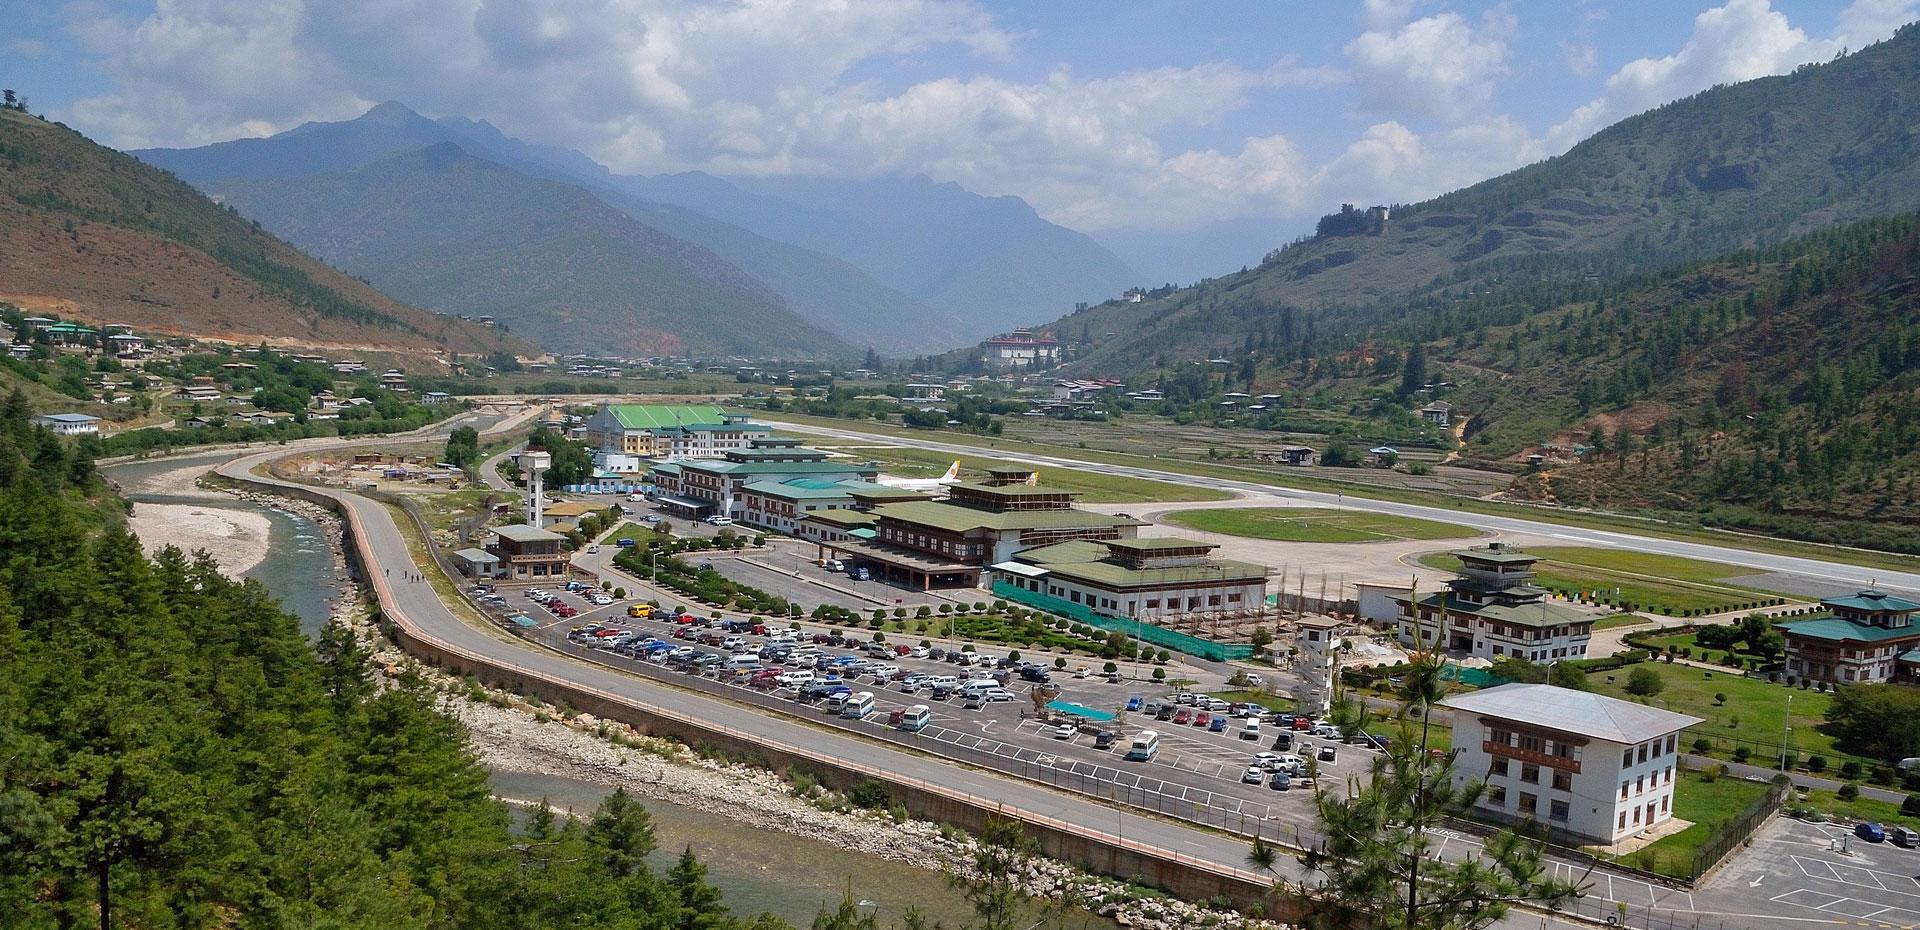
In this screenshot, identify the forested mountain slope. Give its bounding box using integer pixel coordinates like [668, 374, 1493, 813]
[212, 144, 852, 359]
[0, 108, 521, 359]
[1041, 24, 1920, 374]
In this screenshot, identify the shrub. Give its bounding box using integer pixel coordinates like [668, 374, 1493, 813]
[1903, 795, 1920, 818]
[1103, 661, 1118, 673]
[1151, 668, 1165, 681]
[1692, 738, 1712, 754]
[1733, 746, 1751, 763]
[1808, 755, 1828, 773]
[847, 779, 891, 809]
[1841, 761, 1864, 781]
[1054, 657, 1067, 668]
[1838, 783, 1860, 802]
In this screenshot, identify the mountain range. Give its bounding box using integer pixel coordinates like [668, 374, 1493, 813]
[135, 103, 1140, 356]
[0, 107, 520, 360]
[1040, 23, 1920, 378]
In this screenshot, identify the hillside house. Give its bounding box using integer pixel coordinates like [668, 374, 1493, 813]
[1420, 401, 1454, 426]
[34, 413, 101, 436]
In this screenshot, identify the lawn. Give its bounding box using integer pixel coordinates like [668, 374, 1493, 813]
[1419, 546, 1786, 615]
[800, 440, 1230, 505]
[1594, 614, 1653, 631]
[1796, 787, 1915, 829]
[1581, 662, 1842, 762]
[1615, 770, 1773, 876]
[1217, 689, 1296, 713]
[417, 488, 517, 536]
[1164, 507, 1478, 543]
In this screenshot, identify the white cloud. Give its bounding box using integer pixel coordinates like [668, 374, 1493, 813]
[1547, 0, 1913, 151]
[1344, 9, 1512, 122]
[1315, 116, 1543, 207]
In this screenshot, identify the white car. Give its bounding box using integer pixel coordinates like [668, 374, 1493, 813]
[1241, 765, 1266, 784]
[704, 515, 734, 526]
[590, 594, 614, 605]
[908, 646, 930, 658]
[982, 688, 1014, 703]
[1053, 723, 1076, 740]
[868, 663, 899, 678]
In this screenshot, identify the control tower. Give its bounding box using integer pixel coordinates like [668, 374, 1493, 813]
[519, 449, 551, 526]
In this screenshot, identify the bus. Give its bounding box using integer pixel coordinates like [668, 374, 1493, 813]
[840, 691, 876, 720]
[894, 704, 932, 732]
[1125, 730, 1161, 761]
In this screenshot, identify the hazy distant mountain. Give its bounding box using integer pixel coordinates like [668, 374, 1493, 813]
[135, 103, 963, 353]
[0, 108, 520, 359]
[210, 143, 850, 358]
[1093, 216, 1309, 285]
[620, 172, 1142, 338]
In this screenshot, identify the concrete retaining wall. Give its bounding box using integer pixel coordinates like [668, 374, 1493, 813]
[228, 465, 1287, 916]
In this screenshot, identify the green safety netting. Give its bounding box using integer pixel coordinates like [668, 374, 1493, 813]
[991, 581, 1254, 662]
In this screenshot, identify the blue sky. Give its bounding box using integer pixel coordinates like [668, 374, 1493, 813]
[5, 0, 1913, 269]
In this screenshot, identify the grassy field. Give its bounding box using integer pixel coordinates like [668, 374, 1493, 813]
[1419, 546, 1785, 615]
[1164, 507, 1478, 543]
[798, 438, 1231, 505]
[1581, 661, 1841, 761]
[1616, 770, 1773, 876]
[416, 488, 516, 536]
[1594, 614, 1653, 631]
[1798, 787, 1915, 828]
[758, 411, 1920, 575]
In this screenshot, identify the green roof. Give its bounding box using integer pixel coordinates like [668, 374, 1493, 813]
[1014, 540, 1113, 564]
[951, 482, 1079, 497]
[603, 404, 731, 430]
[872, 501, 1141, 534]
[1777, 616, 1920, 644]
[742, 479, 892, 501]
[1452, 545, 1537, 565]
[1032, 557, 1268, 589]
[1413, 593, 1590, 628]
[648, 462, 683, 477]
[1107, 537, 1215, 552]
[1823, 590, 1920, 614]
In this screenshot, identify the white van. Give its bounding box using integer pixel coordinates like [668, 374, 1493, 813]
[1125, 730, 1161, 761]
[841, 691, 876, 720]
[776, 670, 814, 688]
[726, 654, 761, 671]
[897, 704, 931, 732]
[1239, 718, 1262, 741]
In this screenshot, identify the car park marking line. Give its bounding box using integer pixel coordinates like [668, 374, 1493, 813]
[1794, 857, 1920, 899]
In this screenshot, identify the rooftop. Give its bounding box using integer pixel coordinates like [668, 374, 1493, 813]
[541, 501, 602, 517]
[1823, 589, 1920, 614]
[36, 413, 102, 423]
[491, 523, 566, 543]
[1412, 593, 1588, 628]
[871, 500, 1143, 534]
[599, 404, 733, 430]
[1438, 683, 1701, 744]
[1776, 616, 1920, 644]
[1452, 543, 1537, 565]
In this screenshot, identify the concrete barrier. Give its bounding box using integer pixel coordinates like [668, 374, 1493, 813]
[224, 463, 1288, 916]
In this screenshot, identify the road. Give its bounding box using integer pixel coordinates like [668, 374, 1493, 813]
[763, 418, 1920, 597]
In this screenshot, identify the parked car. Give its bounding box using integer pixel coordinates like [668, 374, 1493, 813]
[1093, 731, 1118, 750]
[1893, 826, 1918, 848]
[1318, 745, 1338, 763]
[1241, 765, 1266, 784]
[1125, 696, 1144, 712]
[1857, 822, 1888, 843]
[1268, 772, 1292, 791]
[982, 688, 1014, 703]
[1209, 716, 1230, 733]
[1193, 712, 1212, 728]
[615, 538, 635, 547]
[1052, 723, 1076, 740]
[1172, 709, 1192, 725]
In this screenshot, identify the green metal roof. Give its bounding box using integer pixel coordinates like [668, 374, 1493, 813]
[1107, 537, 1215, 552]
[871, 501, 1142, 534]
[1823, 590, 1920, 614]
[804, 509, 876, 527]
[1776, 616, 1920, 644]
[741, 479, 890, 500]
[1412, 593, 1590, 628]
[1032, 557, 1268, 589]
[1014, 540, 1113, 564]
[951, 481, 1080, 497]
[603, 404, 731, 430]
[1452, 545, 1537, 564]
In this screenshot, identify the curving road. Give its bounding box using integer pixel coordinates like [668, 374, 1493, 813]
[763, 418, 1920, 597]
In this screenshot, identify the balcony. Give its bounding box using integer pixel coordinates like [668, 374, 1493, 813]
[1484, 741, 1580, 774]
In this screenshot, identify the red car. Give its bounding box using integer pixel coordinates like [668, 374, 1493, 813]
[1292, 717, 1312, 731]
[1173, 709, 1193, 725]
[673, 614, 696, 624]
[1193, 712, 1212, 728]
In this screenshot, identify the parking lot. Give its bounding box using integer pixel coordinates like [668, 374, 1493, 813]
[1697, 816, 1920, 930]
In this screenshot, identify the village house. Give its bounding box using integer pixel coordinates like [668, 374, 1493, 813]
[485, 524, 569, 580]
[1394, 543, 1595, 663]
[980, 328, 1061, 368]
[33, 413, 102, 436]
[1420, 400, 1454, 426]
[1777, 590, 1920, 685]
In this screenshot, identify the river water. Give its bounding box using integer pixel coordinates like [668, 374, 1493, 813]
[103, 451, 1061, 930]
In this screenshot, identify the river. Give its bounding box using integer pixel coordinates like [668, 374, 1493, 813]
[104, 451, 1079, 930]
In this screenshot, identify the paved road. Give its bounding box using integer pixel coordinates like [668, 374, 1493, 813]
[762, 418, 1920, 597]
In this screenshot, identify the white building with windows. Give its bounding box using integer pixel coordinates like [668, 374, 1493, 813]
[1439, 684, 1700, 846]
[1394, 543, 1595, 663]
[33, 413, 102, 435]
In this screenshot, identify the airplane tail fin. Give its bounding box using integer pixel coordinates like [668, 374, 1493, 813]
[1025, 471, 1039, 486]
[941, 461, 960, 482]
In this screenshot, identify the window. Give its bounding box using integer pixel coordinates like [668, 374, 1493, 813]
[1519, 734, 1544, 753]
[1519, 792, 1537, 815]
[1637, 744, 1648, 764]
[1487, 786, 1507, 806]
[1664, 765, 1673, 784]
[1635, 776, 1644, 794]
[1489, 728, 1511, 747]
[1552, 769, 1572, 792]
[1490, 758, 1509, 777]
[1549, 799, 1569, 822]
[1521, 763, 1540, 783]
[1632, 807, 1641, 825]
[1619, 781, 1628, 800]
[1661, 796, 1669, 814]
[1622, 749, 1634, 767]
[1665, 734, 1677, 754]
[1618, 812, 1627, 830]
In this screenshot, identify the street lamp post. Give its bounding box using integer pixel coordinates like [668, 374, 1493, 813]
[1781, 692, 1793, 772]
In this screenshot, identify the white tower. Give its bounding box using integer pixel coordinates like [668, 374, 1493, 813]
[520, 450, 551, 526]
[1291, 616, 1343, 717]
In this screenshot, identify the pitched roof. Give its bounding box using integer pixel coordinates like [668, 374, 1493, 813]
[870, 501, 1143, 534]
[1823, 590, 1920, 614]
[1776, 616, 1920, 644]
[1438, 683, 1701, 744]
[1412, 593, 1587, 628]
[492, 523, 565, 543]
[602, 404, 731, 430]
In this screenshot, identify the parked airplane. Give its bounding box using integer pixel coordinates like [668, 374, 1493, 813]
[875, 460, 962, 492]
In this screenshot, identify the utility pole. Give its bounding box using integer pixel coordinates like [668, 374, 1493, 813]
[1781, 692, 1793, 772]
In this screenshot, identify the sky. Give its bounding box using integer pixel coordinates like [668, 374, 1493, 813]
[6, 0, 1916, 256]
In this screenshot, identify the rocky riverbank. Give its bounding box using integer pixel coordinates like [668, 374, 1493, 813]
[229, 483, 1290, 930]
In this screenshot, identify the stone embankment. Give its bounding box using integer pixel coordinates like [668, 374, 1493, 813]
[233, 487, 1291, 930]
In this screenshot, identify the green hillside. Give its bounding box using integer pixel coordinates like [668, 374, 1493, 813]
[0, 109, 521, 358]
[213, 143, 853, 359]
[1040, 24, 1920, 376]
